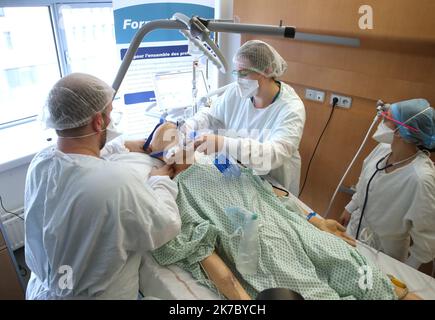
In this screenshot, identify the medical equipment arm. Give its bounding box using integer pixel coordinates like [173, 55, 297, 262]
[174, 13, 228, 74]
[112, 16, 360, 95]
[113, 19, 187, 96]
[205, 20, 359, 47]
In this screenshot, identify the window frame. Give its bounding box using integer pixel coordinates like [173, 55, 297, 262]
[54, 1, 115, 76]
[0, 0, 113, 129]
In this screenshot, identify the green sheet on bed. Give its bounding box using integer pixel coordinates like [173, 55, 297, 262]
[152, 164, 396, 300]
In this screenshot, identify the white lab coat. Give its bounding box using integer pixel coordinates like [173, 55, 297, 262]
[24, 139, 181, 299]
[189, 82, 305, 195]
[346, 143, 435, 268]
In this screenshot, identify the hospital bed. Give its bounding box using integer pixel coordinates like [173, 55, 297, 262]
[105, 146, 434, 300]
[139, 191, 435, 300]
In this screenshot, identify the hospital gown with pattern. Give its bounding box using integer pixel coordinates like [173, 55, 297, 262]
[152, 163, 397, 300]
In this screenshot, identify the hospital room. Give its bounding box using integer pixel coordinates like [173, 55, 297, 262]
[1, 0, 435, 303]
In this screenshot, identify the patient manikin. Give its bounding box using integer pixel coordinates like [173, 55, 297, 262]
[109, 122, 420, 300]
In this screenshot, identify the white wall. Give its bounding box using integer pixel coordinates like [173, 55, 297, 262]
[0, 123, 55, 216]
[0, 163, 28, 215]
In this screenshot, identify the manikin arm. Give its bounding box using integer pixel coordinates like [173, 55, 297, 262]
[200, 252, 251, 300]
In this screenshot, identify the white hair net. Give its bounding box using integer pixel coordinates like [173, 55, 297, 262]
[42, 73, 114, 130]
[233, 40, 287, 78]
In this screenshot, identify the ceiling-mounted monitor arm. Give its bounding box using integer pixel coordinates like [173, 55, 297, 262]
[173, 13, 228, 74]
[112, 15, 360, 96]
[201, 19, 297, 38]
[112, 19, 188, 96]
[203, 19, 360, 47]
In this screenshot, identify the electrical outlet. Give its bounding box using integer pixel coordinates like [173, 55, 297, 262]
[330, 94, 352, 108]
[305, 88, 325, 103]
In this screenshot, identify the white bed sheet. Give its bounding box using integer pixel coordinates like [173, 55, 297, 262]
[357, 242, 435, 299]
[139, 252, 221, 300]
[139, 246, 435, 300]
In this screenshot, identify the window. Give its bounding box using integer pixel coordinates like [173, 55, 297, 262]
[0, 7, 60, 126]
[3, 31, 12, 49]
[5, 66, 37, 88]
[59, 4, 119, 86]
[0, 2, 116, 127]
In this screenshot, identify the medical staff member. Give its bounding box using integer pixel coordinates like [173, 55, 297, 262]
[187, 40, 306, 196]
[340, 99, 435, 269]
[24, 73, 181, 299]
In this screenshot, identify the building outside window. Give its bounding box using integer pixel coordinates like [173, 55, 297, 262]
[0, 2, 117, 127]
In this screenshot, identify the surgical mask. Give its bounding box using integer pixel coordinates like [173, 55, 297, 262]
[236, 78, 259, 99]
[57, 113, 123, 141]
[105, 120, 122, 143]
[372, 121, 395, 144]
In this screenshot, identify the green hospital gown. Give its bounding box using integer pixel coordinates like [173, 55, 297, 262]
[152, 164, 396, 300]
